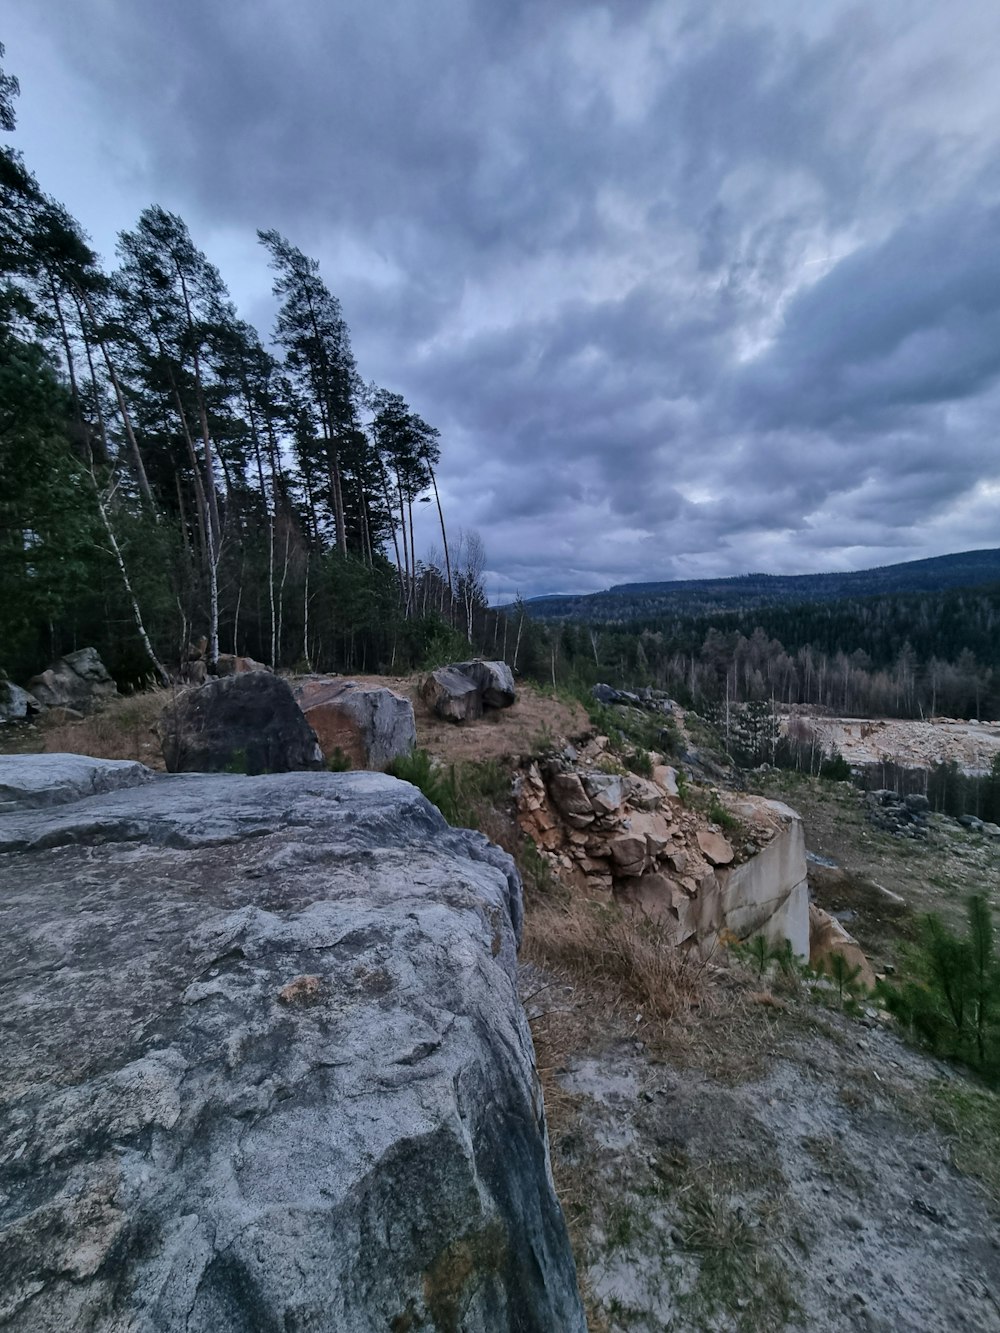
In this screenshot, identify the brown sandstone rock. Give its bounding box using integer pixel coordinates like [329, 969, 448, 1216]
[697, 828, 735, 866]
[294, 678, 415, 769]
[215, 654, 270, 677]
[809, 905, 877, 991]
[549, 772, 594, 818]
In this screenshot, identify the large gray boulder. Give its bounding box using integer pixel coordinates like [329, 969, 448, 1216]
[0, 765, 583, 1331]
[27, 648, 117, 714]
[293, 676, 416, 768]
[421, 666, 485, 723]
[160, 673, 324, 774]
[453, 660, 516, 710]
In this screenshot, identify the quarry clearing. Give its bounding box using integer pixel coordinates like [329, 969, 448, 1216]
[791, 711, 1000, 776]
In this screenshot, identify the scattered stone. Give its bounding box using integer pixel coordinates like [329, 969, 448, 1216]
[27, 647, 117, 714]
[159, 673, 323, 774]
[294, 676, 416, 768]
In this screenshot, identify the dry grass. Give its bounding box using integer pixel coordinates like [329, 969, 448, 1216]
[12, 689, 171, 768]
[523, 897, 711, 1034]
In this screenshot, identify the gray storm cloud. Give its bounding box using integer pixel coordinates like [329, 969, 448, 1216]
[6, 0, 1000, 596]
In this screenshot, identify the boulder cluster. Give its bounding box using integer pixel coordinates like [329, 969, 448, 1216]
[863, 788, 932, 838]
[591, 682, 675, 714]
[0, 648, 117, 723]
[957, 812, 1000, 838]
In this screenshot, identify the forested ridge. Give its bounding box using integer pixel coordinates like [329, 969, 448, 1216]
[1, 44, 497, 688]
[522, 548, 1000, 622]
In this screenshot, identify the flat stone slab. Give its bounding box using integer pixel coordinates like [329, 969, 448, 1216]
[0, 754, 153, 814]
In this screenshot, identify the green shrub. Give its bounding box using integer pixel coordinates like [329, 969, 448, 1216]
[708, 798, 740, 832]
[386, 750, 511, 829]
[879, 895, 1000, 1083]
[326, 747, 352, 772]
[818, 750, 851, 782]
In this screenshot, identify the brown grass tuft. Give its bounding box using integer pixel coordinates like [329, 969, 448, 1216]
[38, 689, 170, 768]
[523, 897, 710, 1032]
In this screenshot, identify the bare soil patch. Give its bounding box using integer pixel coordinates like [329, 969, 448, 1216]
[523, 944, 1000, 1333]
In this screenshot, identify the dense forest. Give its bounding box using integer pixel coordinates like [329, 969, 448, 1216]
[1, 44, 500, 688]
[528, 582, 1000, 722]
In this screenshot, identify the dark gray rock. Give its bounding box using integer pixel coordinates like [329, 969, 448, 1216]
[452, 660, 517, 709]
[160, 673, 324, 774]
[591, 683, 674, 714]
[0, 754, 153, 814]
[0, 767, 581, 1330]
[27, 648, 117, 714]
[420, 667, 484, 723]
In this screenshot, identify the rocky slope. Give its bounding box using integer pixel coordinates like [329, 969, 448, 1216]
[0, 756, 585, 1332]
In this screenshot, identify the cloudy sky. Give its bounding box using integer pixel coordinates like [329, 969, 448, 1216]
[6, 1, 1000, 598]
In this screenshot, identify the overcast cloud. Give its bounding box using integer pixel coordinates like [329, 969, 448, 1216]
[6, 1, 1000, 597]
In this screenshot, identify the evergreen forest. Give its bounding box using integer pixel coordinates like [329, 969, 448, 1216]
[1, 44, 496, 688]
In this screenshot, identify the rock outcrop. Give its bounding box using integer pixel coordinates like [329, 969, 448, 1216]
[517, 743, 809, 955]
[159, 673, 324, 774]
[27, 648, 117, 714]
[421, 660, 516, 723]
[294, 677, 416, 768]
[0, 756, 584, 1331]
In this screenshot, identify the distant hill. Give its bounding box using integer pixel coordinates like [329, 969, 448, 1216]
[518, 549, 1000, 622]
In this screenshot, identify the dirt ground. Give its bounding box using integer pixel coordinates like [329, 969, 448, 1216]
[525, 965, 1000, 1333]
[343, 673, 590, 763]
